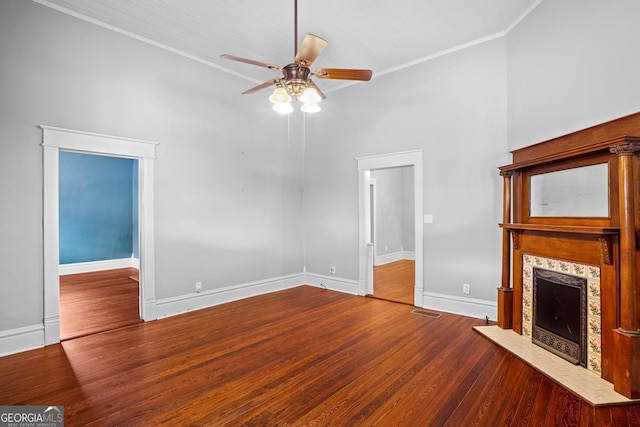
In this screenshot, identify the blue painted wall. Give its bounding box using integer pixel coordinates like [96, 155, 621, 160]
[59, 151, 138, 264]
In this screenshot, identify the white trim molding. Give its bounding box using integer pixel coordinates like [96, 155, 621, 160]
[154, 272, 359, 320]
[154, 274, 305, 319]
[0, 325, 44, 357]
[303, 273, 360, 295]
[356, 150, 424, 306]
[374, 250, 415, 266]
[42, 125, 159, 346]
[40, 125, 158, 159]
[59, 258, 139, 275]
[423, 291, 497, 321]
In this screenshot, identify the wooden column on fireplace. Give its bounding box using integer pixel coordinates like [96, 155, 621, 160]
[497, 112, 640, 399]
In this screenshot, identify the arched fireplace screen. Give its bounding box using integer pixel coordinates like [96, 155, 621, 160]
[532, 267, 587, 366]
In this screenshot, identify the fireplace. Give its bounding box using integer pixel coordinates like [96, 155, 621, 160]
[496, 114, 640, 399]
[532, 268, 587, 366]
[521, 255, 601, 373]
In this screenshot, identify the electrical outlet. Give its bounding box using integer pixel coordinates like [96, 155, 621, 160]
[463, 283, 470, 294]
[329, 265, 336, 274]
[196, 281, 202, 293]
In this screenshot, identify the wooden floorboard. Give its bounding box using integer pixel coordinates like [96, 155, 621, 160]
[373, 259, 414, 305]
[2, 284, 639, 426]
[59, 268, 141, 340]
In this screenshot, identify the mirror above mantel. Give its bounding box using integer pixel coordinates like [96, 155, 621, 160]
[529, 162, 609, 218]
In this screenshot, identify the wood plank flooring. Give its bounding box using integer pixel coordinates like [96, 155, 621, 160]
[59, 268, 141, 340]
[2, 285, 639, 425]
[373, 259, 414, 305]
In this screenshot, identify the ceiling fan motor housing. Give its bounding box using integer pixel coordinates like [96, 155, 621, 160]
[283, 63, 310, 98]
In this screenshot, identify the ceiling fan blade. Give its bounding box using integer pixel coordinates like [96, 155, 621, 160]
[241, 79, 280, 95]
[294, 34, 328, 67]
[314, 68, 373, 81]
[220, 54, 281, 71]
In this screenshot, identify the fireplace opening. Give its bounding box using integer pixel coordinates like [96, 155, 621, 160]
[532, 268, 587, 366]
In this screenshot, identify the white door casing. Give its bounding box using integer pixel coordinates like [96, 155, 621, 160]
[41, 126, 159, 345]
[356, 150, 424, 306]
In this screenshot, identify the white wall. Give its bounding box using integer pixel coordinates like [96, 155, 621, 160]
[0, 1, 305, 334]
[507, 0, 640, 149]
[3, 0, 638, 346]
[304, 38, 509, 303]
[371, 166, 414, 260]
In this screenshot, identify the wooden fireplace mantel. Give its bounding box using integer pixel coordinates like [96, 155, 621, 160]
[497, 112, 640, 399]
[500, 223, 619, 266]
[499, 223, 619, 235]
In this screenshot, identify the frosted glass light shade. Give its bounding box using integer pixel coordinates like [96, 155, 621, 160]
[269, 87, 291, 104]
[272, 102, 293, 114]
[299, 86, 322, 104]
[301, 102, 321, 113]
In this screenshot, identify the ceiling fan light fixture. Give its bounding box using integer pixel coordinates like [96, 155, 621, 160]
[301, 102, 321, 113]
[272, 102, 293, 114]
[221, 0, 371, 115]
[299, 85, 322, 104]
[285, 80, 307, 100]
[269, 86, 291, 104]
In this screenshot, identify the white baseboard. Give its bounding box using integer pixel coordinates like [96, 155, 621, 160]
[375, 251, 415, 266]
[59, 258, 139, 275]
[154, 272, 360, 320]
[403, 250, 415, 261]
[375, 251, 403, 266]
[154, 273, 305, 319]
[423, 291, 497, 321]
[0, 324, 44, 357]
[303, 273, 360, 295]
[44, 316, 60, 345]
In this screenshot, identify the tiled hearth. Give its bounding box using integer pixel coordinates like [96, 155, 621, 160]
[474, 326, 638, 405]
[521, 254, 602, 374]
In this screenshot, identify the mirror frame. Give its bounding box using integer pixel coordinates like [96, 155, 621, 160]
[520, 153, 618, 227]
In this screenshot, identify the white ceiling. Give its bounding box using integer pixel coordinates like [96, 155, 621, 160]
[35, 0, 541, 94]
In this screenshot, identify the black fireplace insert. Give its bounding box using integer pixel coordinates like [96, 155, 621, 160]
[532, 267, 587, 366]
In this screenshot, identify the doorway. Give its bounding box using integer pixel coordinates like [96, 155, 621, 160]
[42, 126, 158, 345]
[58, 151, 141, 340]
[357, 150, 423, 307]
[370, 166, 415, 304]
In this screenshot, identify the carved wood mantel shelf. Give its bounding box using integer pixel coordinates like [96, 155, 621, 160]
[496, 112, 640, 399]
[499, 223, 619, 235]
[500, 223, 618, 265]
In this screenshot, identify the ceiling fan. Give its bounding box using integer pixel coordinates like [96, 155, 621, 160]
[220, 0, 372, 113]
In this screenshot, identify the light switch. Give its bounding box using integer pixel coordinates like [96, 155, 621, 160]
[424, 214, 433, 224]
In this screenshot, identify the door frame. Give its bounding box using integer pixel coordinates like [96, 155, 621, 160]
[42, 125, 159, 345]
[357, 150, 423, 306]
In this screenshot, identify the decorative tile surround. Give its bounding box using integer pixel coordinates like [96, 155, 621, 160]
[522, 254, 602, 374]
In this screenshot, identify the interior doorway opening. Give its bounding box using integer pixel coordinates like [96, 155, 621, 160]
[369, 166, 415, 305]
[58, 151, 142, 340]
[357, 150, 424, 307]
[42, 126, 158, 345]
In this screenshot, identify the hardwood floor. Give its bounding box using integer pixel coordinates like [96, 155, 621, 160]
[373, 259, 414, 305]
[3, 285, 639, 425]
[60, 268, 142, 340]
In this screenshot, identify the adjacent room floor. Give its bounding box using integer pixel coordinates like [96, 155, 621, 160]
[59, 268, 141, 340]
[373, 259, 415, 305]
